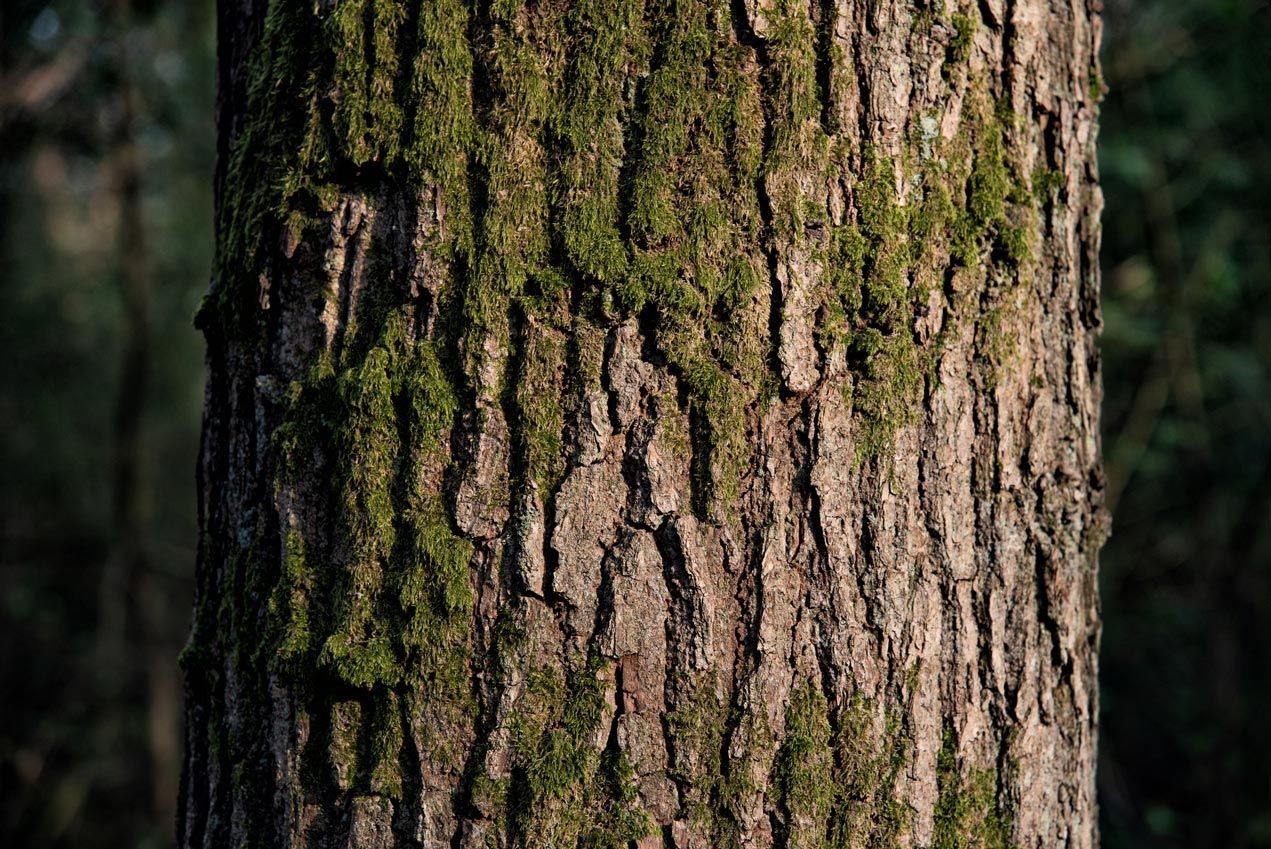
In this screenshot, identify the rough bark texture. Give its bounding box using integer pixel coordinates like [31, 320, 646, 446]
[181, 1, 1106, 847]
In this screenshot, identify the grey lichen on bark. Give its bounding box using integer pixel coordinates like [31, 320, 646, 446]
[181, 0, 1106, 847]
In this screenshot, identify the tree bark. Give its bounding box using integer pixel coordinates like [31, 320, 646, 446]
[181, 1, 1106, 847]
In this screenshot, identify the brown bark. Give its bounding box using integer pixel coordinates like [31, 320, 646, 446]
[181, 1, 1106, 847]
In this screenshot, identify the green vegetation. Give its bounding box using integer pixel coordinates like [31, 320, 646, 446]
[203, 0, 1044, 503]
[328, 0, 406, 166]
[664, 676, 800, 848]
[219, 3, 1048, 836]
[949, 13, 976, 66]
[773, 684, 909, 849]
[932, 731, 1015, 849]
[269, 313, 472, 696]
[498, 657, 653, 848]
[617, 0, 768, 513]
[818, 93, 1038, 459]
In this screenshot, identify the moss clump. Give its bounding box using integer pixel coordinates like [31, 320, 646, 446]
[268, 312, 473, 696]
[498, 657, 652, 848]
[200, 0, 325, 330]
[822, 149, 928, 461]
[952, 112, 1007, 265]
[774, 684, 835, 848]
[406, 0, 477, 259]
[817, 91, 1043, 459]
[950, 98, 1036, 271]
[1031, 165, 1065, 206]
[614, 0, 769, 517]
[511, 306, 568, 497]
[461, 0, 561, 381]
[666, 677, 729, 833]
[772, 685, 909, 849]
[932, 731, 1016, 849]
[319, 341, 402, 688]
[326, 694, 405, 798]
[270, 530, 316, 672]
[763, 0, 831, 243]
[1088, 70, 1104, 102]
[667, 679, 802, 849]
[555, 0, 648, 286]
[328, 0, 406, 166]
[832, 694, 909, 846]
[949, 13, 976, 66]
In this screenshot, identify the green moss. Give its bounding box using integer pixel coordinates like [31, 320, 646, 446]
[625, 1, 708, 248]
[201, 0, 326, 330]
[570, 319, 608, 392]
[615, 0, 770, 518]
[932, 731, 1015, 849]
[949, 13, 976, 65]
[714, 708, 769, 849]
[1031, 166, 1064, 204]
[497, 657, 652, 848]
[513, 319, 568, 496]
[764, 0, 831, 242]
[665, 679, 789, 849]
[832, 695, 909, 847]
[319, 339, 404, 688]
[368, 692, 405, 797]
[270, 530, 315, 671]
[325, 695, 404, 798]
[266, 309, 474, 699]
[406, 0, 476, 258]
[997, 225, 1031, 267]
[822, 149, 929, 461]
[471, 768, 511, 819]
[952, 120, 1008, 265]
[328, 0, 406, 166]
[774, 685, 835, 848]
[772, 685, 909, 849]
[461, 0, 561, 381]
[666, 677, 729, 831]
[555, 0, 647, 286]
[581, 749, 655, 849]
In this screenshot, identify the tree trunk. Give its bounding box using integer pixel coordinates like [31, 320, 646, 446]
[180, 1, 1106, 847]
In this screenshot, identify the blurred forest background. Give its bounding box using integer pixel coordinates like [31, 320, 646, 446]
[0, 0, 1267, 847]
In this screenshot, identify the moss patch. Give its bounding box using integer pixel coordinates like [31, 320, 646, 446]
[494, 656, 653, 848]
[773, 684, 910, 849]
[269, 309, 474, 705]
[932, 731, 1016, 849]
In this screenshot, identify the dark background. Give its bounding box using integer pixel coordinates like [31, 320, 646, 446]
[1, 1, 1268, 846]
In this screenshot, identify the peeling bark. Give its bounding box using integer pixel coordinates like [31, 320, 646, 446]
[182, 1, 1106, 847]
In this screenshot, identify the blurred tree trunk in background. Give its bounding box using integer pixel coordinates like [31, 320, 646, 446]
[181, 0, 1105, 846]
[1, 3, 212, 846]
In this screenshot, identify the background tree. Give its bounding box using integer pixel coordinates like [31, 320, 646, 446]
[0, 2, 212, 846]
[1098, 1, 1271, 846]
[179, 0, 1104, 847]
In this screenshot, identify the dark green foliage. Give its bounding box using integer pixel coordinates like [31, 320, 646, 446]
[0, 2, 216, 847]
